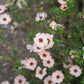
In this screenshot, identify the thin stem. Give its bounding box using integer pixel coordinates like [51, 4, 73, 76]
[62, 40, 81, 49]
[80, 31, 84, 44]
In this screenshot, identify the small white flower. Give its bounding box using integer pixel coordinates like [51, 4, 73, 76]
[23, 58, 37, 70]
[58, 0, 67, 5]
[20, 59, 26, 64]
[83, 47, 84, 49]
[42, 58, 55, 68]
[44, 75, 55, 84]
[17, 0, 27, 8]
[1, 80, 10, 84]
[32, 43, 44, 53]
[14, 75, 26, 84]
[69, 65, 82, 77]
[38, 50, 51, 60]
[34, 33, 48, 48]
[0, 5, 7, 14]
[60, 4, 67, 11]
[35, 66, 47, 80]
[49, 21, 61, 30]
[0, 13, 11, 25]
[71, 55, 76, 59]
[26, 44, 33, 52]
[35, 12, 47, 21]
[52, 70, 64, 84]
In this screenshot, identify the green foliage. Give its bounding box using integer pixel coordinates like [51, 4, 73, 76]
[27, 33, 36, 42]
[13, 50, 21, 67]
[67, 0, 75, 8]
[2, 55, 8, 60]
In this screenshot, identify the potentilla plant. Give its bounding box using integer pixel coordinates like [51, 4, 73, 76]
[0, 0, 84, 84]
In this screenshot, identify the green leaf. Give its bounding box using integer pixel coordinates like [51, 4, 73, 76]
[13, 50, 21, 67]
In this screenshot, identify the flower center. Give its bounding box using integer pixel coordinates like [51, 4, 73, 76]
[48, 80, 52, 84]
[30, 62, 34, 66]
[63, 7, 66, 9]
[19, 79, 22, 83]
[67, 62, 70, 65]
[38, 38, 43, 43]
[42, 54, 47, 57]
[56, 75, 60, 79]
[37, 46, 41, 49]
[74, 69, 77, 73]
[39, 70, 43, 75]
[40, 16, 43, 19]
[3, 18, 7, 21]
[47, 39, 50, 44]
[0, 8, 1, 10]
[63, 0, 66, 1]
[47, 60, 50, 64]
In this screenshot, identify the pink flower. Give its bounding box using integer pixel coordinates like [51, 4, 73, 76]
[35, 66, 47, 80]
[45, 34, 54, 49]
[23, 58, 37, 70]
[0, 5, 7, 14]
[49, 21, 61, 30]
[17, 0, 27, 9]
[42, 58, 55, 68]
[35, 12, 47, 21]
[26, 44, 33, 52]
[63, 58, 72, 69]
[33, 33, 54, 50]
[32, 43, 44, 53]
[39, 50, 51, 60]
[83, 15, 84, 18]
[71, 55, 76, 59]
[14, 75, 26, 84]
[69, 65, 82, 77]
[52, 70, 64, 83]
[60, 4, 67, 11]
[58, 0, 66, 5]
[0, 13, 11, 25]
[44, 75, 55, 84]
[34, 33, 48, 48]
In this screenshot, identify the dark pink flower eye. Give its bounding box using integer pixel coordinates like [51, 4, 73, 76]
[38, 38, 43, 43]
[56, 75, 60, 79]
[47, 39, 50, 44]
[39, 70, 43, 75]
[42, 53, 47, 57]
[30, 62, 34, 66]
[74, 69, 78, 73]
[47, 60, 50, 64]
[3, 18, 7, 21]
[19, 79, 22, 83]
[48, 80, 52, 84]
